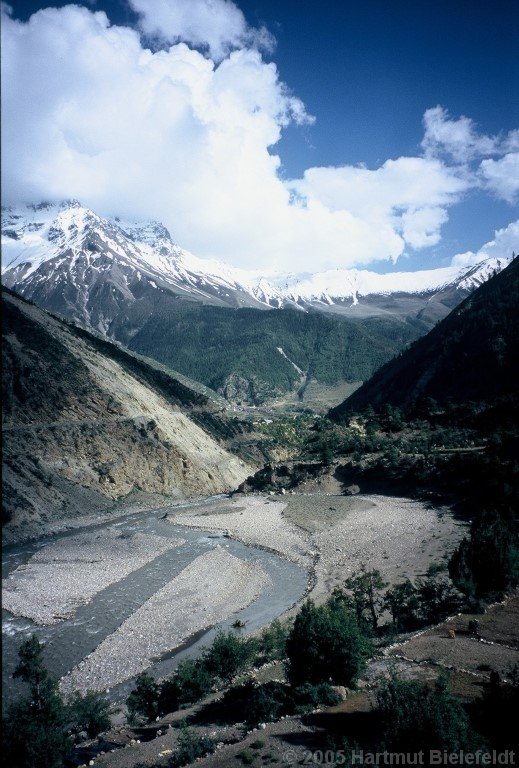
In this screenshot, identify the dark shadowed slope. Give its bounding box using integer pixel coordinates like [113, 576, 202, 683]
[330, 258, 519, 419]
[2, 289, 251, 542]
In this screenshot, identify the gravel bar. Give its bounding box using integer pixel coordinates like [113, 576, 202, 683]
[172, 494, 465, 606]
[174, 496, 310, 566]
[310, 494, 465, 598]
[59, 547, 271, 695]
[2, 530, 184, 625]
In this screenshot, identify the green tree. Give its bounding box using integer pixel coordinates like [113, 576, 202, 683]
[285, 599, 372, 687]
[383, 579, 421, 632]
[203, 631, 256, 685]
[449, 506, 519, 597]
[376, 677, 473, 751]
[2, 635, 68, 768]
[126, 672, 160, 723]
[472, 667, 519, 749]
[415, 575, 462, 624]
[67, 691, 111, 738]
[343, 566, 388, 633]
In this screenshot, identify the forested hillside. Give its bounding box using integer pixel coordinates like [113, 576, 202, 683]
[111, 295, 424, 404]
[330, 258, 519, 419]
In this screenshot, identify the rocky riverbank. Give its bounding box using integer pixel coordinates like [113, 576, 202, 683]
[171, 493, 466, 604]
[59, 547, 270, 695]
[2, 529, 184, 625]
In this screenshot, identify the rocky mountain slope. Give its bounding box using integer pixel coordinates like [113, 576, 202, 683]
[330, 257, 519, 418]
[2, 201, 510, 406]
[2, 201, 509, 326]
[2, 289, 253, 542]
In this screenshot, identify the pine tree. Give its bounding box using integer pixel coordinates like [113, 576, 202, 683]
[3, 635, 68, 768]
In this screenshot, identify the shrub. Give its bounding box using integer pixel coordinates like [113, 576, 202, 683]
[242, 681, 291, 725]
[376, 677, 473, 751]
[203, 631, 257, 684]
[167, 728, 215, 767]
[199, 680, 291, 726]
[250, 739, 266, 749]
[158, 658, 213, 714]
[292, 682, 342, 712]
[67, 690, 111, 738]
[257, 619, 291, 662]
[285, 599, 372, 687]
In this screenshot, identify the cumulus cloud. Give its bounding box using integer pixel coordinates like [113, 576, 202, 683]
[451, 220, 519, 267]
[289, 157, 468, 256]
[479, 154, 519, 204]
[128, 0, 274, 61]
[1, 4, 517, 271]
[423, 106, 519, 203]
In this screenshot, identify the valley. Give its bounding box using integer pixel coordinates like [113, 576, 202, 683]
[2, 491, 464, 708]
[1, 225, 517, 767]
[2, 201, 511, 407]
[2, 0, 517, 763]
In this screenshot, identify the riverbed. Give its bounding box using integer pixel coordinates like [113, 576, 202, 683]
[2, 492, 465, 709]
[2, 497, 308, 708]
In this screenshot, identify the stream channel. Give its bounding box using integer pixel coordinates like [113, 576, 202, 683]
[2, 496, 308, 708]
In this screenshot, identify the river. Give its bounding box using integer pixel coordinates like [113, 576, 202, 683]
[2, 497, 308, 708]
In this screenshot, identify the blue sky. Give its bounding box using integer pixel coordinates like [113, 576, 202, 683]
[3, 0, 518, 273]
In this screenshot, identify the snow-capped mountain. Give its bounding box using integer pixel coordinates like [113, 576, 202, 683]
[1, 201, 270, 333]
[266, 259, 509, 306]
[1, 201, 511, 335]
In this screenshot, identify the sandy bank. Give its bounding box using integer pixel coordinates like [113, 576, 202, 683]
[173, 496, 310, 566]
[171, 493, 465, 605]
[2, 530, 183, 625]
[59, 547, 270, 695]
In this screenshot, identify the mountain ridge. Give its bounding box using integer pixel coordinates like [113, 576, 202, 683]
[2, 201, 510, 325]
[329, 257, 519, 418]
[3, 201, 512, 407]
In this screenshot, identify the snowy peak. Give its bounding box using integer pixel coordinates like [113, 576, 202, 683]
[1, 201, 512, 335]
[267, 258, 511, 307]
[1, 202, 272, 334]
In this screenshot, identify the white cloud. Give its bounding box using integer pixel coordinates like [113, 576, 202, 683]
[479, 153, 519, 203]
[422, 106, 519, 203]
[0, 4, 516, 272]
[400, 206, 449, 249]
[451, 220, 519, 267]
[289, 157, 468, 257]
[422, 105, 497, 162]
[128, 0, 274, 62]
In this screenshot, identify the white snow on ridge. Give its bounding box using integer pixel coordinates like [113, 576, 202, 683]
[1, 201, 512, 308]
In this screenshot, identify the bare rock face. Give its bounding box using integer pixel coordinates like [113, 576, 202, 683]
[2, 290, 253, 542]
[218, 373, 277, 406]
